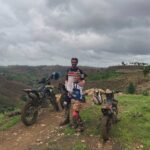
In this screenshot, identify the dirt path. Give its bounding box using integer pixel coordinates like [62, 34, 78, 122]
[0, 109, 63, 150]
[0, 104, 119, 150]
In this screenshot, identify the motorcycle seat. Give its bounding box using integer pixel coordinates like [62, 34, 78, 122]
[23, 89, 39, 93]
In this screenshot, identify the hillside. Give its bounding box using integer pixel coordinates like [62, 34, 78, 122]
[0, 65, 150, 150]
[86, 66, 149, 93]
[0, 65, 102, 112]
[0, 65, 150, 110]
[0, 76, 28, 112]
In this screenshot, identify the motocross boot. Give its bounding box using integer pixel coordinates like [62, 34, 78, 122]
[76, 116, 85, 132]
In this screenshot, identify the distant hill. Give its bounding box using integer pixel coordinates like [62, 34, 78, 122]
[0, 75, 28, 111]
[0, 65, 103, 111]
[0, 65, 150, 111]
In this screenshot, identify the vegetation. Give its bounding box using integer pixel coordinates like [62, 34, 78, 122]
[87, 70, 122, 81]
[0, 66, 150, 149]
[112, 95, 150, 150]
[73, 141, 86, 150]
[127, 82, 136, 94]
[0, 93, 150, 150]
[63, 95, 150, 150]
[0, 113, 20, 130]
[6, 72, 38, 85]
[0, 95, 15, 113]
[142, 91, 149, 96]
[143, 66, 150, 77]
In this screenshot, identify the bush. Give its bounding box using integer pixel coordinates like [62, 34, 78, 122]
[142, 91, 149, 96]
[127, 82, 136, 94]
[20, 95, 27, 101]
[87, 70, 122, 81]
[143, 66, 150, 77]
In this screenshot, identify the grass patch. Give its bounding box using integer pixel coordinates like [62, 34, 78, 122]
[64, 126, 76, 135]
[63, 95, 150, 150]
[73, 141, 87, 150]
[111, 94, 150, 150]
[80, 105, 101, 136]
[6, 72, 37, 85]
[63, 104, 101, 136]
[0, 113, 20, 130]
[87, 70, 122, 81]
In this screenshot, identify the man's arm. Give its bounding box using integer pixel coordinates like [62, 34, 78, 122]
[78, 68, 86, 87]
[78, 68, 87, 80]
[65, 68, 69, 81]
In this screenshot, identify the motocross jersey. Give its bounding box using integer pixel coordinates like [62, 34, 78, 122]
[65, 67, 85, 93]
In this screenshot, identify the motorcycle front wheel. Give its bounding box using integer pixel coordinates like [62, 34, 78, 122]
[101, 115, 112, 141]
[21, 101, 38, 126]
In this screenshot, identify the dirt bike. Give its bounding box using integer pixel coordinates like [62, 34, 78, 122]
[101, 99, 118, 141]
[21, 72, 60, 126]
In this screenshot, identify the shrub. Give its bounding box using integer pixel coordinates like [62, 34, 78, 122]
[127, 82, 136, 94]
[143, 66, 150, 77]
[142, 91, 149, 96]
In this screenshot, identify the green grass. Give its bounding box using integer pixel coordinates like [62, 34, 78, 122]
[80, 105, 100, 136]
[0, 113, 20, 130]
[6, 72, 38, 85]
[111, 94, 150, 150]
[64, 126, 76, 135]
[63, 95, 150, 150]
[73, 141, 87, 150]
[87, 70, 122, 81]
[64, 105, 100, 136]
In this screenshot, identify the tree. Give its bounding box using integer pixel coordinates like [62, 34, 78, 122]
[143, 66, 150, 77]
[122, 61, 126, 66]
[127, 82, 136, 94]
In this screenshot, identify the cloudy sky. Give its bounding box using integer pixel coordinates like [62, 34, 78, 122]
[0, 0, 150, 67]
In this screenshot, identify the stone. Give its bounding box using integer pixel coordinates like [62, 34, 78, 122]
[140, 145, 144, 149]
[13, 132, 17, 136]
[81, 140, 85, 143]
[36, 139, 41, 142]
[41, 124, 46, 127]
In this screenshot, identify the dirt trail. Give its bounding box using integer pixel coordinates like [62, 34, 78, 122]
[0, 109, 63, 150]
[0, 105, 118, 150]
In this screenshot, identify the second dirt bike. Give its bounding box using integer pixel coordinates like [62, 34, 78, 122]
[21, 72, 60, 126]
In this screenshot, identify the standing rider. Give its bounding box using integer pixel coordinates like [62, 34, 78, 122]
[59, 58, 86, 129]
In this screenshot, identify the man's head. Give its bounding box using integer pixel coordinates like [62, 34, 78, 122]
[71, 57, 78, 68]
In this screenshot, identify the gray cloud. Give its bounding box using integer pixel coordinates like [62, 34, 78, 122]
[0, 0, 150, 67]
